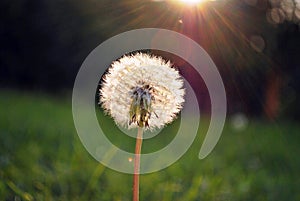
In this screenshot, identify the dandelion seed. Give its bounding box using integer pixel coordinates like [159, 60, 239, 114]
[100, 52, 185, 129]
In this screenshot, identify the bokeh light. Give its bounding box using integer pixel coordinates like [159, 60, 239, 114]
[230, 113, 249, 131]
[249, 35, 265, 52]
[268, 0, 300, 24]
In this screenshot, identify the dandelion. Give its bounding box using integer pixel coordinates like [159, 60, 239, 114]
[99, 52, 185, 201]
[100, 52, 185, 129]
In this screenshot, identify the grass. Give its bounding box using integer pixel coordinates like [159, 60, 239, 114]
[0, 90, 300, 201]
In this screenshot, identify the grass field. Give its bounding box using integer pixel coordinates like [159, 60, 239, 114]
[0, 90, 299, 201]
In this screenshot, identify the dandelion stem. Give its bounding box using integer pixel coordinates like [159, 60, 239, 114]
[133, 127, 143, 201]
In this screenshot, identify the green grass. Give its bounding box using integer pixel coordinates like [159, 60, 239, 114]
[0, 90, 300, 201]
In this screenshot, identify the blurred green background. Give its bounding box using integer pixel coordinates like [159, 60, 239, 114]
[1, 0, 300, 200]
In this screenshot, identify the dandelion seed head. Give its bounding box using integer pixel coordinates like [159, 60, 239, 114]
[100, 53, 185, 130]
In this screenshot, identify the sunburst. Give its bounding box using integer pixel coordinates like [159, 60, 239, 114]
[178, 0, 206, 5]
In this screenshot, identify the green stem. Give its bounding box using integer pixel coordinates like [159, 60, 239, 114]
[133, 127, 143, 201]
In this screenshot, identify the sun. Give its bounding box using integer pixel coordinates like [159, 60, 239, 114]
[165, 0, 209, 8]
[178, 0, 206, 5]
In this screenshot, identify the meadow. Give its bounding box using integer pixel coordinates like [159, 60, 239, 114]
[0, 90, 299, 201]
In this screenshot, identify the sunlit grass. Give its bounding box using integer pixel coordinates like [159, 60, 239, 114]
[0, 90, 299, 200]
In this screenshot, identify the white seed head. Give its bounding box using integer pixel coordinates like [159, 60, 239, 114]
[100, 53, 185, 130]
